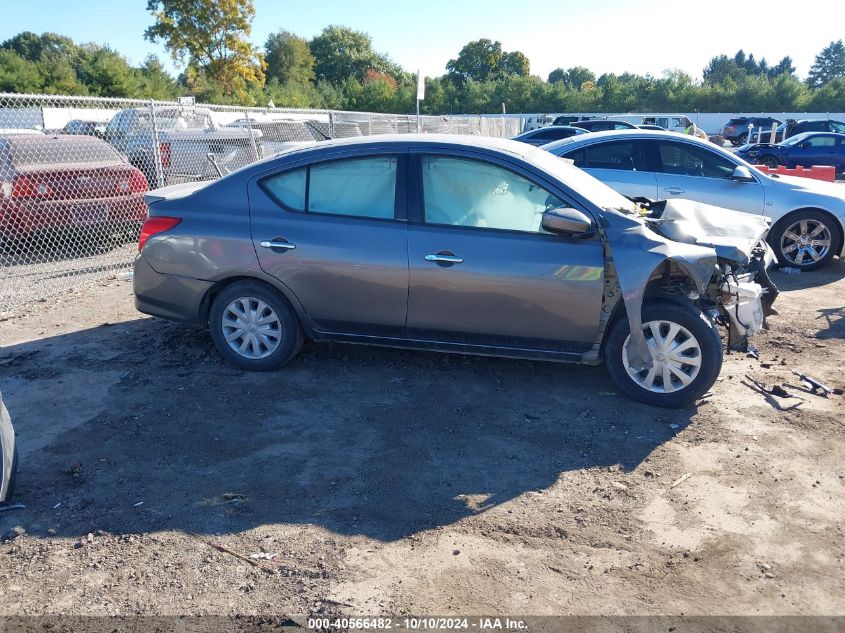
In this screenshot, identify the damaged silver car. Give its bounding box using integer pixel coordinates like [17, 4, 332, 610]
[134, 135, 778, 407]
[0, 390, 16, 504]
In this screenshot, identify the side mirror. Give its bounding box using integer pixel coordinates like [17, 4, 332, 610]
[730, 165, 755, 182]
[542, 207, 594, 236]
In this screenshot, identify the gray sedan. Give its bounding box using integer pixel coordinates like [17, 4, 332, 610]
[542, 130, 845, 270]
[134, 135, 777, 407]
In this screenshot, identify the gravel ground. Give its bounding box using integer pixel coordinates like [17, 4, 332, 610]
[0, 262, 843, 618]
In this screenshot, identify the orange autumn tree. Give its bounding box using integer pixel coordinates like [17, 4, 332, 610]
[144, 0, 265, 102]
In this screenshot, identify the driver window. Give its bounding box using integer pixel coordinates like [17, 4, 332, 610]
[656, 142, 735, 178]
[421, 156, 563, 233]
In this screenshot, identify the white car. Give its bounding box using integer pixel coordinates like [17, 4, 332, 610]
[543, 130, 845, 270]
[0, 390, 15, 504]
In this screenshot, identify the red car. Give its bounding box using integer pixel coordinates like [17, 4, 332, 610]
[0, 134, 148, 242]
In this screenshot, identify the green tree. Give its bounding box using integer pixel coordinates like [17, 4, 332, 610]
[807, 40, 845, 89]
[500, 51, 530, 77]
[446, 39, 502, 82]
[768, 56, 796, 78]
[136, 55, 181, 99]
[264, 30, 315, 85]
[76, 44, 139, 97]
[0, 50, 43, 92]
[144, 0, 265, 100]
[309, 25, 396, 84]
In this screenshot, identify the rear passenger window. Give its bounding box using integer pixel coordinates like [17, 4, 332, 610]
[567, 142, 643, 171]
[309, 157, 397, 218]
[261, 157, 397, 219]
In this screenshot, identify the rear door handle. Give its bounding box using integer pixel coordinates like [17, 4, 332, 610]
[425, 254, 463, 264]
[664, 187, 685, 195]
[260, 239, 296, 250]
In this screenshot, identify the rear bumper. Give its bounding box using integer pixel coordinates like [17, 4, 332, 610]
[133, 255, 214, 325]
[0, 194, 147, 237]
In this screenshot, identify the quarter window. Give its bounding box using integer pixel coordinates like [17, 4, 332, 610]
[656, 142, 735, 178]
[262, 157, 397, 219]
[421, 156, 563, 233]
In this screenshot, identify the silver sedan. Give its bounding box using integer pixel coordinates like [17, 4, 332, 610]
[543, 130, 845, 270]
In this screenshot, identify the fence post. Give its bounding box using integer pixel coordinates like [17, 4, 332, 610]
[329, 111, 334, 138]
[243, 110, 260, 161]
[149, 100, 164, 189]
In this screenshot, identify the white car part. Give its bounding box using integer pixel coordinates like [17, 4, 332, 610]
[0, 390, 14, 503]
[721, 280, 766, 336]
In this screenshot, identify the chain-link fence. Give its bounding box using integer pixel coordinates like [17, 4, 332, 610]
[0, 93, 520, 311]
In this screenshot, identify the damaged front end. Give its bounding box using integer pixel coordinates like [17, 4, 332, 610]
[0, 390, 16, 504]
[599, 198, 779, 370]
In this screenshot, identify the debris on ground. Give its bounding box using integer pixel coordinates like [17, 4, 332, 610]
[3, 526, 26, 541]
[744, 374, 792, 398]
[249, 552, 278, 561]
[670, 473, 692, 489]
[0, 503, 26, 513]
[791, 370, 833, 396]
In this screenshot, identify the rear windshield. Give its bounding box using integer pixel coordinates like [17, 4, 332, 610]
[727, 118, 747, 125]
[8, 137, 122, 166]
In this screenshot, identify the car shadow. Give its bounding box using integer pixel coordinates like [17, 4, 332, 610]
[769, 257, 845, 291]
[0, 318, 695, 543]
[815, 306, 845, 339]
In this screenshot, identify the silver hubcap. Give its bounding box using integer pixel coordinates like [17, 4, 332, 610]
[221, 297, 282, 360]
[622, 320, 702, 393]
[780, 218, 831, 266]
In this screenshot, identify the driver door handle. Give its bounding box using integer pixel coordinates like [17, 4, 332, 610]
[260, 239, 296, 250]
[664, 187, 685, 195]
[425, 254, 463, 264]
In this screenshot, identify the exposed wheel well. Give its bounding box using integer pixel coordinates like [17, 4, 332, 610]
[769, 208, 844, 257]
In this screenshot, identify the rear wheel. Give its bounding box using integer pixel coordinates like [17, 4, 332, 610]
[604, 300, 723, 408]
[769, 211, 836, 271]
[734, 132, 748, 146]
[209, 281, 303, 371]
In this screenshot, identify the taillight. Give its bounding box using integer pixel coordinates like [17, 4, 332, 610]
[138, 216, 181, 252]
[129, 170, 149, 193]
[726, 125, 735, 133]
[11, 174, 53, 198]
[159, 142, 171, 168]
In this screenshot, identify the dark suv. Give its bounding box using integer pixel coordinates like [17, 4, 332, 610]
[750, 119, 845, 143]
[722, 117, 782, 145]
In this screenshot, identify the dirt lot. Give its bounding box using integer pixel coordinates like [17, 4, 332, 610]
[0, 261, 843, 619]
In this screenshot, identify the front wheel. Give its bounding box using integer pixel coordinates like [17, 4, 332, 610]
[759, 155, 779, 168]
[604, 300, 723, 408]
[768, 211, 837, 271]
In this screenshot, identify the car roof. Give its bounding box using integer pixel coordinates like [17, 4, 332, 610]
[266, 133, 539, 159]
[541, 128, 709, 151]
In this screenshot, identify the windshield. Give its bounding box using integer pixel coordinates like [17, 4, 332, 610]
[523, 146, 637, 215]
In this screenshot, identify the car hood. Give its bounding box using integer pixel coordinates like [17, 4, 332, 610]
[648, 199, 770, 264]
[0, 390, 14, 503]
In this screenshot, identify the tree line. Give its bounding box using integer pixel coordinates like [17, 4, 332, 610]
[1, 0, 844, 114]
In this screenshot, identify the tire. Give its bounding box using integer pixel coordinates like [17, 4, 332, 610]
[759, 155, 779, 168]
[209, 281, 303, 371]
[768, 210, 837, 271]
[733, 133, 748, 146]
[604, 300, 723, 408]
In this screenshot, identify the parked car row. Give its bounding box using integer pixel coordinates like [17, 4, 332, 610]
[736, 132, 845, 175]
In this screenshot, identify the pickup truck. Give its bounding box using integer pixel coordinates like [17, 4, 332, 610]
[104, 106, 262, 188]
